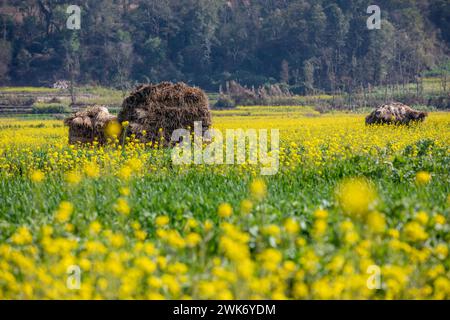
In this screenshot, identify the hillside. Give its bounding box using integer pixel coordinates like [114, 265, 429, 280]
[0, 0, 449, 94]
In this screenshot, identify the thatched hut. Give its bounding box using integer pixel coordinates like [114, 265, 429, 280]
[118, 82, 211, 145]
[64, 105, 118, 144]
[365, 102, 428, 125]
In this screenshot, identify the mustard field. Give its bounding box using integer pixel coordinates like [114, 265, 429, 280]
[0, 107, 449, 299]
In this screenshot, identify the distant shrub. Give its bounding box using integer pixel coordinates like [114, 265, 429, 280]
[222, 81, 295, 106]
[265, 96, 302, 106]
[32, 103, 70, 114]
[1, 96, 36, 106]
[47, 97, 62, 104]
[214, 95, 236, 109]
[428, 95, 450, 109]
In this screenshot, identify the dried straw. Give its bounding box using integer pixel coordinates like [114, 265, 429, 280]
[118, 82, 211, 145]
[366, 102, 428, 125]
[64, 105, 117, 144]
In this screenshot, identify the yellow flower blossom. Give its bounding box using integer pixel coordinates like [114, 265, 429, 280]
[434, 244, 448, 260]
[262, 224, 281, 237]
[218, 203, 233, 218]
[65, 171, 81, 185]
[30, 170, 45, 183]
[433, 214, 446, 226]
[89, 221, 102, 235]
[119, 187, 130, 196]
[114, 198, 130, 216]
[240, 199, 253, 215]
[186, 232, 202, 247]
[204, 220, 214, 232]
[10, 226, 33, 245]
[314, 209, 328, 219]
[250, 179, 267, 200]
[312, 219, 327, 238]
[84, 162, 100, 178]
[55, 201, 74, 223]
[404, 221, 428, 242]
[367, 211, 386, 234]
[105, 121, 122, 138]
[336, 178, 378, 218]
[155, 215, 170, 227]
[415, 211, 429, 225]
[415, 171, 431, 186]
[283, 218, 299, 235]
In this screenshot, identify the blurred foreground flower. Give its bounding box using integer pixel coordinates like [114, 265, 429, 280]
[404, 221, 428, 242]
[415, 171, 431, 186]
[218, 203, 233, 218]
[10, 226, 33, 245]
[55, 201, 74, 223]
[367, 211, 386, 234]
[240, 199, 253, 215]
[30, 170, 44, 183]
[155, 215, 170, 227]
[114, 198, 130, 216]
[250, 179, 267, 200]
[84, 162, 100, 178]
[65, 171, 81, 185]
[105, 121, 122, 138]
[336, 178, 378, 218]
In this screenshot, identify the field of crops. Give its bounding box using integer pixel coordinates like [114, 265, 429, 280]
[0, 107, 449, 299]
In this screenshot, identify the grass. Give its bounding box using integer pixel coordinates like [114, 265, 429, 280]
[0, 87, 60, 93]
[212, 105, 319, 117]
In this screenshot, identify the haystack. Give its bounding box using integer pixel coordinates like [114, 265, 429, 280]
[64, 105, 118, 144]
[365, 102, 427, 125]
[118, 82, 211, 145]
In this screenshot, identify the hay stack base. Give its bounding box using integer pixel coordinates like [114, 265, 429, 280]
[118, 82, 211, 146]
[365, 102, 428, 125]
[64, 106, 117, 144]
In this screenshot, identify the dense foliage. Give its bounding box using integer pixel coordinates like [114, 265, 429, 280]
[0, 0, 449, 92]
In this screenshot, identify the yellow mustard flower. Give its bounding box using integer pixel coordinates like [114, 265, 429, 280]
[250, 179, 267, 200]
[336, 178, 378, 218]
[114, 198, 130, 216]
[218, 203, 233, 218]
[30, 170, 45, 183]
[55, 201, 74, 223]
[415, 171, 431, 186]
[155, 215, 170, 227]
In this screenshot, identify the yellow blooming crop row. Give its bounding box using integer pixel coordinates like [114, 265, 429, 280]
[0, 112, 448, 177]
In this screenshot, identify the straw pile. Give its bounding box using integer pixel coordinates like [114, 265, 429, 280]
[64, 105, 117, 144]
[118, 82, 211, 145]
[365, 102, 428, 125]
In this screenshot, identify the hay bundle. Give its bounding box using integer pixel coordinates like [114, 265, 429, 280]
[64, 105, 118, 144]
[118, 82, 211, 145]
[365, 102, 428, 125]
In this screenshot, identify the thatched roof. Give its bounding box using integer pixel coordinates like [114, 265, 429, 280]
[64, 105, 118, 144]
[118, 82, 211, 145]
[366, 102, 428, 125]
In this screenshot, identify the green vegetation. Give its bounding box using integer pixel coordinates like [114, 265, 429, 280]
[31, 103, 70, 114]
[0, 113, 449, 299]
[0, 1, 449, 94]
[0, 87, 59, 93]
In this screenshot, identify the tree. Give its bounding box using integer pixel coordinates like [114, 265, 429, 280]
[64, 32, 80, 105]
[280, 59, 289, 84]
[1, 0, 448, 92]
[106, 40, 134, 96]
[0, 39, 12, 84]
[303, 59, 315, 94]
